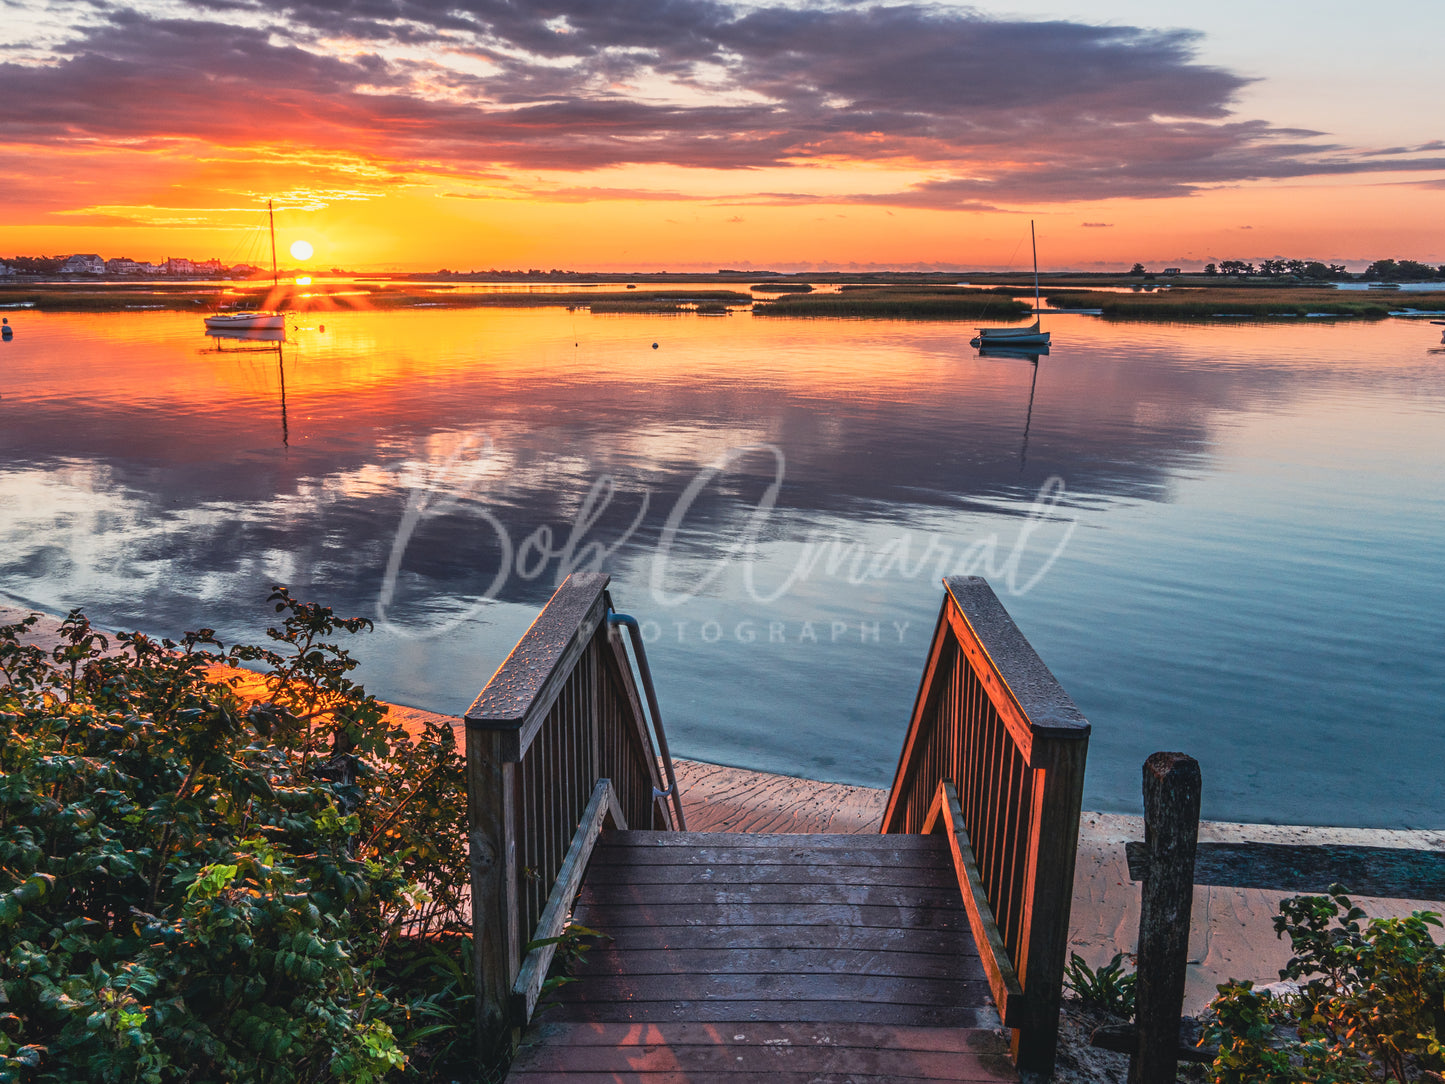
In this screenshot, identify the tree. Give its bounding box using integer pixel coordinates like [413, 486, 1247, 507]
[1303, 261, 1332, 281]
[1129, 262, 1146, 276]
[1395, 259, 1437, 280]
[1364, 259, 1399, 281]
[1203, 263, 1218, 276]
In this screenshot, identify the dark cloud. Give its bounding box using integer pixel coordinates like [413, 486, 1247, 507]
[2, 1, 1441, 208]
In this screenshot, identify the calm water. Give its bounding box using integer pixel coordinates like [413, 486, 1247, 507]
[2, 303, 1442, 827]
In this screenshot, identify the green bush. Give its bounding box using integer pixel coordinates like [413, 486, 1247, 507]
[1203, 886, 1445, 1082]
[0, 591, 470, 1083]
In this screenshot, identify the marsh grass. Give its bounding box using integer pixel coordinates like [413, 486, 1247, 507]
[755, 286, 1029, 319]
[0, 284, 754, 313]
[1045, 287, 1445, 319]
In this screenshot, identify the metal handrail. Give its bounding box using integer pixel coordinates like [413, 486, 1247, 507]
[607, 609, 687, 831]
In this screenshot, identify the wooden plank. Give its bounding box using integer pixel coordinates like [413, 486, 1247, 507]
[589, 922, 976, 955]
[596, 830, 947, 849]
[535, 1000, 999, 1028]
[571, 946, 987, 981]
[926, 781, 1025, 1028]
[586, 846, 949, 869]
[575, 881, 968, 909]
[509, 1074, 1002, 1084]
[942, 576, 1091, 748]
[570, 903, 969, 930]
[580, 861, 959, 890]
[517, 1020, 1013, 1054]
[1126, 840, 1445, 899]
[509, 1037, 1016, 1078]
[511, 779, 625, 1024]
[464, 573, 608, 761]
[548, 972, 987, 1005]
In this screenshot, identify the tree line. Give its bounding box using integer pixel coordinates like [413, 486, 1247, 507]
[1128, 258, 1444, 281]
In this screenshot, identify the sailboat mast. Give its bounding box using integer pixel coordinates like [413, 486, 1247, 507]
[268, 199, 278, 288]
[1031, 219, 1040, 321]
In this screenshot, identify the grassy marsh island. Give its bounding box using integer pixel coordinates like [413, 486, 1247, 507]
[7, 275, 1445, 321]
[753, 285, 1030, 319]
[1043, 285, 1445, 319]
[0, 282, 754, 314]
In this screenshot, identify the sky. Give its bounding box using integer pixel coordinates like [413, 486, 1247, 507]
[2, 0, 1442, 272]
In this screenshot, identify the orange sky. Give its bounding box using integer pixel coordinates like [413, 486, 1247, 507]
[4, 1, 1443, 272]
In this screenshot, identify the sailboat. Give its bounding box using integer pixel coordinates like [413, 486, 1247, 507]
[971, 220, 1050, 348]
[204, 200, 286, 331]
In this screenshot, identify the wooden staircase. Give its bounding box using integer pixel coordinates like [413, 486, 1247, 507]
[507, 830, 1016, 1081]
[466, 574, 1089, 1081]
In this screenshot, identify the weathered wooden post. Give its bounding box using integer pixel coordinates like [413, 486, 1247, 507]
[1129, 751, 1201, 1084]
[465, 724, 520, 1061]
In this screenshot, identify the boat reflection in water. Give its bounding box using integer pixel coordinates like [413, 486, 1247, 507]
[975, 342, 1049, 362]
[973, 342, 1047, 469]
[203, 325, 289, 446]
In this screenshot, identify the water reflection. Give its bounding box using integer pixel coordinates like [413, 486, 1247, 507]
[0, 309, 1442, 826]
[203, 326, 289, 447]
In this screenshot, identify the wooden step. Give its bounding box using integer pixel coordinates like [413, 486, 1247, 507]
[508, 831, 1015, 1081]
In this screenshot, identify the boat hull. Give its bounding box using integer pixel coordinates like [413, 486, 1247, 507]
[204, 311, 285, 330]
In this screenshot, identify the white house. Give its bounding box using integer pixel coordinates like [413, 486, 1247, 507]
[60, 253, 106, 274]
[165, 257, 196, 276]
[0, 263, 15, 277]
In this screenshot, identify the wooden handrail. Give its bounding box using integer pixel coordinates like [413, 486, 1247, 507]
[464, 573, 678, 1050]
[884, 575, 1090, 1078]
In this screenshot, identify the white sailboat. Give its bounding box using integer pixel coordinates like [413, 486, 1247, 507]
[972, 220, 1050, 348]
[204, 200, 286, 331]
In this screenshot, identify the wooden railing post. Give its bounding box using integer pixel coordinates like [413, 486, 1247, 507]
[1014, 735, 1089, 1079]
[1130, 752, 1201, 1084]
[467, 725, 519, 1057]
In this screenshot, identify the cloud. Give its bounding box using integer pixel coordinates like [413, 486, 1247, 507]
[2, 0, 1442, 213]
[1082, 222, 1113, 228]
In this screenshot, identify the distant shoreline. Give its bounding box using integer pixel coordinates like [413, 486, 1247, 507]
[5, 276, 1445, 321]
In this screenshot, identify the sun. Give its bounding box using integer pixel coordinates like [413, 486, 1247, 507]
[290, 239, 314, 261]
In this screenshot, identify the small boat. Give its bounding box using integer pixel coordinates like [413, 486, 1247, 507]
[973, 220, 1050, 348]
[204, 200, 284, 332]
[203, 311, 285, 330]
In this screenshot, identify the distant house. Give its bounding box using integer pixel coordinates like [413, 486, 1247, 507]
[0, 263, 15, 277]
[1162, 267, 1182, 276]
[60, 253, 106, 274]
[194, 258, 224, 276]
[165, 257, 196, 276]
[106, 257, 144, 275]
